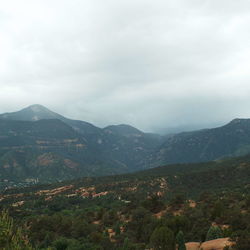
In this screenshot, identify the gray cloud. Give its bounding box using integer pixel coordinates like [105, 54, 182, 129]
[1, 0, 250, 133]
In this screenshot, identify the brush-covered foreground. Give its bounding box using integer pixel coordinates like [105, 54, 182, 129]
[0, 155, 250, 249]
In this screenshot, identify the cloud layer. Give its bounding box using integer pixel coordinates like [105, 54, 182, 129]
[1, 0, 250, 132]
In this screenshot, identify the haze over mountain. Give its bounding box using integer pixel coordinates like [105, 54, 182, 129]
[151, 118, 250, 167]
[2, 1, 250, 133]
[0, 104, 63, 121]
[1, 104, 250, 186]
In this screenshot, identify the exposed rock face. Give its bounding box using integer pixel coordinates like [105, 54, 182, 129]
[200, 238, 233, 250]
[185, 238, 233, 250]
[185, 242, 200, 250]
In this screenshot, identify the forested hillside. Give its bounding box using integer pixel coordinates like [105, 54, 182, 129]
[0, 105, 164, 187]
[2, 105, 250, 187]
[152, 118, 250, 167]
[0, 154, 249, 249]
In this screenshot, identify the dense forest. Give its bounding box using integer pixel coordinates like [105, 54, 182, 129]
[0, 154, 250, 249]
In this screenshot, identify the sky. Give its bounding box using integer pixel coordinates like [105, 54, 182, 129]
[1, 0, 250, 133]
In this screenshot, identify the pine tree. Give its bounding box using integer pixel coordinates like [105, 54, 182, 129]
[122, 237, 135, 250]
[176, 231, 186, 250]
[150, 226, 175, 250]
[114, 222, 121, 235]
[206, 226, 223, 241]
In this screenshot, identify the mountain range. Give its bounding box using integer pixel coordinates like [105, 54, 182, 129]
[1, 104, 250, 185]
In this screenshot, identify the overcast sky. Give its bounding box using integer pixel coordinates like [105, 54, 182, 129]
[1, 0, 250, 133]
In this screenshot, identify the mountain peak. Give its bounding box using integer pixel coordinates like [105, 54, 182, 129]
[0, 104, 62, 121]
[27, 104, 49, 111]
[24, 104, 54, 115]
[104, 124, 143, 136]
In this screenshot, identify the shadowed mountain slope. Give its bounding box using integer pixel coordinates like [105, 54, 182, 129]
[151, 118, 250, 167]
[2, 105, 250, 185]
[0, 106, 164, 184]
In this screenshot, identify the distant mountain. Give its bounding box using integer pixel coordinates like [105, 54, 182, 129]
[0, 105, 164, 183]
[151, 118, 250, 167]
[0, 118, 132, 183]
[0, 104, 66, 121]
[104, 124, 144, 136]
[0, 104, 101, 135]
[102, 124, 164, 171]
[2, 104, 250, 186]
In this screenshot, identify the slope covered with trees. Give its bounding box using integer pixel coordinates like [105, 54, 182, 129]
[1, 105, 250, 192]
[0, 154, 249, 249]
[152, 118, 250, 167]
[0, 105, 164, 186]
